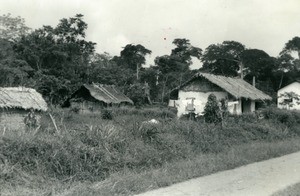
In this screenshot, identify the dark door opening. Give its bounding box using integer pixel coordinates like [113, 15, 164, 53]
[242, 99, 251, 113]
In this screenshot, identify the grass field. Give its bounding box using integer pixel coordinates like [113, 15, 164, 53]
[1, 106, 300, 196]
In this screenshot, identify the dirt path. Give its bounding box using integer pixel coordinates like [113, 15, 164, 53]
[136, 151, 300, 196]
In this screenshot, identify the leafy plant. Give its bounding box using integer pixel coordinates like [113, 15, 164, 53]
[101, 109, 113, 120]
[279, 92, 300, 108]
[203, 94, 222, 124]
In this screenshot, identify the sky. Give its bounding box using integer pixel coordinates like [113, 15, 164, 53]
[1, 0, 300, 68]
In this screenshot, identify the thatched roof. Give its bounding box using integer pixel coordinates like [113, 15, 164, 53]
[0, 87, 47, 111]
[175, 72, 272, 101]
[81, 84, 133, 105]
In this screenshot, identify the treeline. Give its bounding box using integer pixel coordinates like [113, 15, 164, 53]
[0, 13, 300, 105]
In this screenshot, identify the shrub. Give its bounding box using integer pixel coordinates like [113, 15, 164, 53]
[101, 109, 113, 120]
[203, 94, 222, 123]
[228, 113, 258, 123]
[261, 107, 297, 126]
[125, 83, 147, 106]
[70, 106, 80, 113]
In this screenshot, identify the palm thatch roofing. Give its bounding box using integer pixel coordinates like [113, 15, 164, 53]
[76, 84, 133, 105]
[0, 87, 47, 111]
[174, 72, 272, 101]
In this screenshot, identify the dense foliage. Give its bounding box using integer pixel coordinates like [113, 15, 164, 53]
[1, 13, 300, 105]
[203, 94, 222, 123]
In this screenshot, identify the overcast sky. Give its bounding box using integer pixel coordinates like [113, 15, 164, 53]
[1, 0, 300, 68]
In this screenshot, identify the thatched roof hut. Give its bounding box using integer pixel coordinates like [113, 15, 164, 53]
[170, 72, 271, 117]
[63, 84, 133, 113]
[0, 87, 47, 111]
[171, 72, 272, 101]
[81, 84, 133, 105]
[0, 87, 47, 131]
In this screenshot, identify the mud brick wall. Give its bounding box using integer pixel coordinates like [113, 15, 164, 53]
[0, 109, 27, 131]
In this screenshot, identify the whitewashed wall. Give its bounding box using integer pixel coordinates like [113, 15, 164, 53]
[227, 99, 243, 115]
[176, 90, 228, 117]
[277, 82, 300, 110]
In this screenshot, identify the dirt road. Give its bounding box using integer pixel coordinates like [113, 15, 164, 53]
[136, 151, 300, 196]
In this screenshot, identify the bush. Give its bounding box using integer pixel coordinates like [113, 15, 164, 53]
[228, 113, 258, 123]
[125, 83, 147, 106]
[261, 107, 298, 126]
[203, 94, 222, 123]
[101, 109, 113, 120]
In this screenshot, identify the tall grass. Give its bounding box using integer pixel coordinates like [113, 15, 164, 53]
[1, 106, 300, 195]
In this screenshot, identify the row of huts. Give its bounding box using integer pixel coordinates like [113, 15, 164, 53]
[1, 72, 299, 130]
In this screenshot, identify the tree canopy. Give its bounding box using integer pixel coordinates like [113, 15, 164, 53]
[10, 14, 96, 104]
[0, 13, 31, 41]
[1, 13, 300, 105]
[201, 41, 245, 77]
[282, 36, 300, 59]
[117, 44, 152, 80]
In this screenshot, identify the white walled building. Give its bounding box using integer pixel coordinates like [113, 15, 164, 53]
[277, 81, 300, 110]
[169, 72, 272, 117]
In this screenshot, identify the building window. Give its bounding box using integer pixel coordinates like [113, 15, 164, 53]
[283, 98, 293, 103]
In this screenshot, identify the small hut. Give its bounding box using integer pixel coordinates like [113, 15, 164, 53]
[0, 87, 48, 131]
[63, 84, 133, 113]
[169, 72, 272, 117]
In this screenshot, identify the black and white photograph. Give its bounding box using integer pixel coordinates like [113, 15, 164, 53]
[1, 0, 300, 195]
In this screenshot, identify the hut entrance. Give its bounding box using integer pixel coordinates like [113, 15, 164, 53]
[242, 99, 251, 113]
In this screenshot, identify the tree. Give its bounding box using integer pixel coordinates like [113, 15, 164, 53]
[125, 83, 147, 106]
[282, 36, 300, 59]
[0, 14, 32, 87]
[90, 52, 112, 68]
[156, 38, 202, 75]
[171, 38, 202, 66]
[275, 36, 300, 90]
[140, 66, 160, 101]
[241, 49, 276, 81]
[89, 54, 135, 87]
[155, 38, 202, 102]
[0, 13, 31, 41]
[201, 41, 245, 77]
[0, 38, 32, 86]
[13, 14, 96, 105]
[272, 53, 295, 90]
[119, 44, 151, 80]
[155, 55, 187, 74]
[34, 73, 71, 105]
